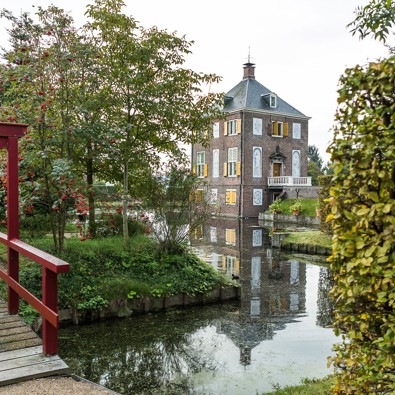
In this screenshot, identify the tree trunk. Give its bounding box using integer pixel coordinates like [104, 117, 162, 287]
[86, 142, 96, 236]
[122, 161, 129, 245]
[45, 176, 59, 252]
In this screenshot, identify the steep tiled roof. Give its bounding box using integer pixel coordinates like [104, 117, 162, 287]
[223, 63, 308, 118]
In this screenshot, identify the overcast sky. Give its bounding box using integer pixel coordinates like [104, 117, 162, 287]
[0, 0, 389, 162]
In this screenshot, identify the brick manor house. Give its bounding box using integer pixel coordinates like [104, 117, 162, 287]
[191, 62, 311, 218]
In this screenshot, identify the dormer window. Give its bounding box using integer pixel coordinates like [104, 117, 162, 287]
[270, 93, 277, 108]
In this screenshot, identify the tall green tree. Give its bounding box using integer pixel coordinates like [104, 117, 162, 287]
[307, 145, 324, 185]
[85, 0, 223, 245]
[348, 0, 395, 47]
[0, 7, 86, 251]
[142, 166, 214, 254]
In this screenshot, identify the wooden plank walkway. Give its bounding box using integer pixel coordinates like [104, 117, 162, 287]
[0, 300, 68, 386]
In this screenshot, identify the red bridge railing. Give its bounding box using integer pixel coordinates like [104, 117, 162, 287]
[0, 122, 70, 355]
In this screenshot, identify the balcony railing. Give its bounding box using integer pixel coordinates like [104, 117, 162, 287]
[268, 176, 312, 187]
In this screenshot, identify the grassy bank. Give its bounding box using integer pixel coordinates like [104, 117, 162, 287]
[264, 377, 334, 394]
[270, 198, 318, 217]
[0, 235, 234, 316]
[283, 231, 332, 250]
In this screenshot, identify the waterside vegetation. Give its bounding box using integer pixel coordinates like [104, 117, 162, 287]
[283, 231, 332, 250]
[268, 198, 318, 217]
[264, 376, 335, 395]
[0, 232, 235, 321]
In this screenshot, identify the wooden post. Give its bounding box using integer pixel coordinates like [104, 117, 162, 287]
[42, 267, 58, 355]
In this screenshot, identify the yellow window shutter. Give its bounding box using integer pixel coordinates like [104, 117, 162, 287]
[204, 163, 208, 177]
[236, 119, 242, 134]
[222, 255, 226, 271]
[223, 162, 228, 177]
[283, 122, 289, 137]
[225, 191, 230, 205]
[236, 162, 241, 176]
[235, 259, 240, 271]
[232, 191, 237, 205]
[197, 190, 203, 203]
[189, 191, 196, 202]
[224, 121, 228, 136]
[192, 165, 196, 175]
[204, 130, 208, 138]
[273, 121, 278, 136]
[196, 225, 202, 239]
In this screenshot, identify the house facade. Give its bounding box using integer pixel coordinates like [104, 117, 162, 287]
[192, 62, 311, 218]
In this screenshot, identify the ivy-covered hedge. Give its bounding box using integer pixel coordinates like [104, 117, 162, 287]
[318, 175, 333, 235]
[328, 56, 395, 393]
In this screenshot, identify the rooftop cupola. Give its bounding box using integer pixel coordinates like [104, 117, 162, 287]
[243, 62, 255, 80]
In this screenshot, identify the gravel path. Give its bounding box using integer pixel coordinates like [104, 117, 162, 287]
[0, 376, 120, 394]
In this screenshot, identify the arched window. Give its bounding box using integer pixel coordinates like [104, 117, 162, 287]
[292, 150, 300, 178]
[253, 147, 262, 178]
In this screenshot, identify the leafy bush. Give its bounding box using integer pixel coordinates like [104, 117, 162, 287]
[19, 213, 52, 239]
[328, 56, 395, 393]
[23, 235, 230, 311]
[289, 200, 302, 214]
[268, 199, 283, 213]
[318, 175, 333, 235]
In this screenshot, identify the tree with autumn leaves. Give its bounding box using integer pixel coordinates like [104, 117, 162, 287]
[0, 0, 222, 251]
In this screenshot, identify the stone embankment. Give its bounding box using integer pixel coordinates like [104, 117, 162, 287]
[280, 241, 331, 256]
[259, 212, 331, 256]
[59, 286, 240, 325]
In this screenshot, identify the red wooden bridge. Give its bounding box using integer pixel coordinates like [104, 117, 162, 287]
[0, 122, 69, 385]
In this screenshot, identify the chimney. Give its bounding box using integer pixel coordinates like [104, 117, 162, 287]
[243, 62, 255, 80]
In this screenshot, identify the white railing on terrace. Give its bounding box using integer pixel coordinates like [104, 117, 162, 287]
[268, 176, 312, 187]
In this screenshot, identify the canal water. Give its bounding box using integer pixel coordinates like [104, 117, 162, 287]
[59, 218, 337, 395]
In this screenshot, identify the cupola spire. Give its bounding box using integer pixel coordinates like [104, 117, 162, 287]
[243, 49, 255, 79]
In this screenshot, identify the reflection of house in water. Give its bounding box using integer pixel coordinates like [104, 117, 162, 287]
[191, 218, 306, 365]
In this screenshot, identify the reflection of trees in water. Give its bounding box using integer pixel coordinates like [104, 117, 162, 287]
[316, 266, 335, 327]
[59, 305, 236, 394]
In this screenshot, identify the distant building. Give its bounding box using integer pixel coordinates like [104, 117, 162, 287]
[192, 62, 311, 217]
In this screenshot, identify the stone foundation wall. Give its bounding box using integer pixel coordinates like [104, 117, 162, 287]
[283, 186, 319, 199]
[59, 286, 240, 325]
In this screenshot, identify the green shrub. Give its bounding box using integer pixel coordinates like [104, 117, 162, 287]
[268, 198, 318, 217]
[318, 175, 333, 235]
[21, 235, 231, 311]
[268, 199, 283, 213]
[20, 214, 51, 239]
[328, 56, 395, 393]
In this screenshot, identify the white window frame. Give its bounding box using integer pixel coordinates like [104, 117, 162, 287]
[228, 147, 238, 177]
[251, 257, 261, 289]
[226, 255, 236, 272]
[213, 122, 219, 138]
[270, 93, 277, 108]
[228, 120, 237, 136]
[252, 230, 263, 247]
[252, 147, 262, 178]
[196, 151, 205, 178]
[292, 150, 301, 178]
[210, 188, 218, 205]
[253, 118, 262, 135]
[292, 122, 301, 139]
[253, 189, 263, 206]
[212, 149, 219, 178]
[210, 226, 217, 243]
